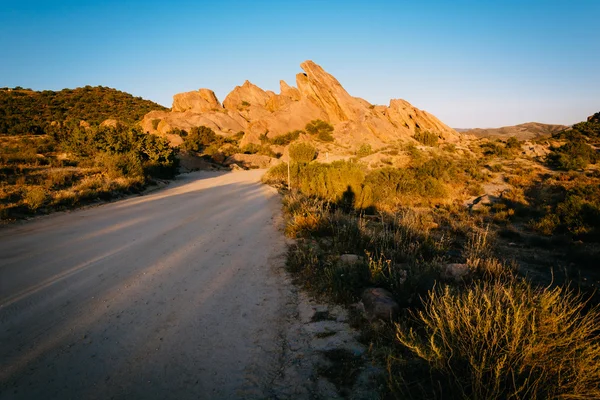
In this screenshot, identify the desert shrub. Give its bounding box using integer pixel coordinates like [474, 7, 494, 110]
[289, 142, 317, 163]
[258, 133, 269, 143]
[180, 126, 219, 153]
[166, 127, 187, 137]
[396, 280, 600, 399]
[505, 136, 521, 149]
[59, 124, 178, 179]
[363, 166, 447, 203]
[295, 161, 365, 204]
[531, 213, 560, 235]
[356, 144, 372, 158]
[413, 130, 439, 146]
[481, 140, 512, 158]
[306, 119, 334, 142]
[96, 152, 144, 179]
[527, 179, 600, 240]
[261, 162, 288, 186]
[24, 186, 48, 210]
[151, 119, 161, 130]
[547, 138, 597, 170]
[270, 130, 302, 145]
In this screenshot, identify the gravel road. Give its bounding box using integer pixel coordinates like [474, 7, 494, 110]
[0, 170, 293, 399]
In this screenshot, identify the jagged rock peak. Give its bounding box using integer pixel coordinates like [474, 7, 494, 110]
[296, 60, 362, 124]
[223, 80, 270, 110]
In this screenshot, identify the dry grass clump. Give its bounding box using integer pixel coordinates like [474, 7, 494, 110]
[395, 280, 600, 399]
[283, 191, 331, 238]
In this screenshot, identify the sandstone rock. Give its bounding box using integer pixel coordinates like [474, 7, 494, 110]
[223, 80, 271, 110]
[99, 119, 122, 129]
[79, 120, 90, 128]
[229, 163, 244, 171]
[442, 263, 470, 282]
[172, 89, 222, 113]
[140, 61, 466, 152]
[361, 288, 399, 321]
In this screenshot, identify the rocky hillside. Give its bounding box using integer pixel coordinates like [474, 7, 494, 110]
[0, 86, 167, 135]
[141, 61, 462, 150]
[460, 122, 568, 140]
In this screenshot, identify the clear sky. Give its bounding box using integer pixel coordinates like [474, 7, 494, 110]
[1, 0, 598, 128]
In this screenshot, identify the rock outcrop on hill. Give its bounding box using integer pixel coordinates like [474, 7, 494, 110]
[141, 61, 462, 149]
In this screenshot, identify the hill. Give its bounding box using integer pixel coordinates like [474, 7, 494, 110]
[0, 86, 167, 135]
[460, 122, 568, 140]
[141, 61, 464, 151]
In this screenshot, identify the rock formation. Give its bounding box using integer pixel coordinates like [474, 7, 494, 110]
[141, 61, 462, 150]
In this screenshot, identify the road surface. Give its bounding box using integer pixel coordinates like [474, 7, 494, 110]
[0, 170, 292, 399]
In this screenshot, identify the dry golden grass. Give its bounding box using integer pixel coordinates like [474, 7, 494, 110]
[396, 280, 600, 399]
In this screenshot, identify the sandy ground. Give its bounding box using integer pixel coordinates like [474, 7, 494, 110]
[0, 169, 294, 399]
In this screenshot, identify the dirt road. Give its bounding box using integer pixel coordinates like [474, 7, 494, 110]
[0, 170, 293, 399]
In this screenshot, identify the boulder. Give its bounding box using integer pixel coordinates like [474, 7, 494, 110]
[361, 288, 400, 321]
[99, 119, 122, 129]
[172, 89, 222, 113]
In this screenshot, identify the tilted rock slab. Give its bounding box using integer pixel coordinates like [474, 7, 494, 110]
[141, 61, 462, 150]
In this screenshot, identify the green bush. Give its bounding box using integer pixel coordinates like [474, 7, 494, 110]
[97, 152, 144, 179]
[181, 126, 219, 153]
[270, 130, 302, 145]
[295, 161, 365, 204]
[547, 139, 597, 170]
[306, 120, 334, 142]
[481, 140, 512, 158]
[413, 130, 439, 146]
[289, 142, 317, 163]
[58, 124, 178, 179]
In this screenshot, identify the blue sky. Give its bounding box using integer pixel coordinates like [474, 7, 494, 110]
[1, 0, 598, 127]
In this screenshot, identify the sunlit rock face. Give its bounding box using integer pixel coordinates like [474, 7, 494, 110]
[141, 61, 462, 150]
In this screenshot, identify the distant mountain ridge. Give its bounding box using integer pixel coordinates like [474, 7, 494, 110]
[459, 122, 568, 140]
[0, 86, 167, 135]
[141, 61, 464, 149]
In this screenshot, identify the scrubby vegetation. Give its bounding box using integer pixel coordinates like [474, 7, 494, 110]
[413, 129, 439, 146]
[264, 153, 485, 209]
[268, 130, 302, 145]
[546, 116, 599, 170]
[396, 280, 600, 399]
[0, 86, 166, 135]
[263, 112, 600, 399]
[305, 119, 335, 142]
[1, 124, 177, 220]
